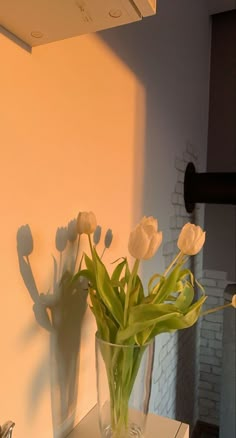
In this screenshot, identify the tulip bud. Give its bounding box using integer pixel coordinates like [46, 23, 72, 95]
[177, 223, 205, 256]
[17, 224, 33, 256]
[77, 211, 97, 235]
[55, 227, 68, 252]
[232, 294, 236, 308]
[128, 216, 162, 260]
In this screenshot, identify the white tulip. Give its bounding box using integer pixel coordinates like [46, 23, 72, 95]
[77, 211, 97, 235]
[128, 216, 162, 260]
[177, 223, 205, 255]
[232, 294, 236, 308]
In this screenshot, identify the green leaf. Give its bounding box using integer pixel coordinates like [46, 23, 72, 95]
[148, 273, 163, 294]
[124, 261, 131, 284]
[116, 302, 181, 343]
[174, 281, 194, 312]
[129, 276, 144, 308]
[152, 263, 181, 304]
[72, 268, 95, 286]
[176, 280, 184, 292]
[116, 311, 180, 343]
[182, 295, 207, 325]
[129, 284, 141, 308]
[90, 293, 110, 341]
[84, 253, 95, 275]
[93, 248, 124, 327]
[179, 268, 194, 285]
[135, 327, 154, 345]
[129, 303, 180, 325]
[111, 258, 127, 283]
[146, 295, 207, 340]
[195, 278, 205, 294]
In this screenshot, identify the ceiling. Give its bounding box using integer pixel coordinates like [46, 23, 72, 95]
[1, 1, 235, 52]
[0, 0, 156, 51]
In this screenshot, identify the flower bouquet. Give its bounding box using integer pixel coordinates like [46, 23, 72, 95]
[72, 212, 235, 437]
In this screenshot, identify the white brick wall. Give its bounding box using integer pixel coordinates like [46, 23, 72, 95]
[150, 146, 204, 429]
[198, 270, 227, 426]
[150, 148, 228, 431]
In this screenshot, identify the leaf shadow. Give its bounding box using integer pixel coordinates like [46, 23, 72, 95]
[16, 221, 89, 437]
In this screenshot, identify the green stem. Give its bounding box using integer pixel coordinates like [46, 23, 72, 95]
[163, 251, 183, 277]
[201, 302, 233, 317]
[124, 259, 140, 326]
[88, 234, 94, 258]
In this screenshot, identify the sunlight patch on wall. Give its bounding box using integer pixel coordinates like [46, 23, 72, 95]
[0, 33, 146, 437]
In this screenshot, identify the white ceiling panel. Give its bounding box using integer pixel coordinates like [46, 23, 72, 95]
[0, 0, 156, 50]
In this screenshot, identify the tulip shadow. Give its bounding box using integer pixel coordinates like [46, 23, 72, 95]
[16, 220, 90, 437]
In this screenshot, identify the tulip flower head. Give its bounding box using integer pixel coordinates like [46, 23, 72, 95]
[128, 216, 162, 260]
[177, 223, 206, 256]
[232, 294, 236, 308]
[77, 211, 97, 235]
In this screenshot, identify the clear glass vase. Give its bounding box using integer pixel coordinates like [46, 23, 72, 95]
[95, 334, 154, 438]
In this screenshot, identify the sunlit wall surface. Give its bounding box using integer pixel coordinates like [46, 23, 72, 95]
[0, 32, 145, 437]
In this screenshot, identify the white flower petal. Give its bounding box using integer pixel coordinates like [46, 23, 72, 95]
[77, 211, 97, 234]
[128, 217, 162, 260]
[177, 223, 205, 255]
[128, 225, 150, 259]
[231, 294, 236, 308]
[143, 232, 163, 259]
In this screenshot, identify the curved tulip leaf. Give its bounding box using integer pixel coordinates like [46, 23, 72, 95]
[129, 303, 180, 325]
[174, 281, 194, 311]
[117, 312, 180, 343]
[179, 268, 194, 285]
[92, 248, 124, 328]
[148, 273, 164, 295]
[111, 258, 127, 283]
[147, 294, 207, 340]
[152, 264, 181, 304]
[90, 293, 110, 341]
[72, 268, 95, 287]
[84, 253, 95, 277]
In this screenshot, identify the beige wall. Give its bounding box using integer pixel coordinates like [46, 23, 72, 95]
[0, 33, 145, 436]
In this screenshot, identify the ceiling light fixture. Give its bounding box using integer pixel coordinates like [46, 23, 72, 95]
[109, 9, 122, 18]
[30, 31, 43, 38]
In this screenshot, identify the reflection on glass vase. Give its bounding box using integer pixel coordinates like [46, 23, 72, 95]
[50, 332, 80, 438]
[95, 334, 154, 438]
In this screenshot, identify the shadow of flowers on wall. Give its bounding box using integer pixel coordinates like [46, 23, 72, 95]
[16, 218, 97, 437]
